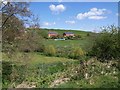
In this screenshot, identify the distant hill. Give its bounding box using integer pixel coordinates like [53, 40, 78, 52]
[27, 28, 97, 38]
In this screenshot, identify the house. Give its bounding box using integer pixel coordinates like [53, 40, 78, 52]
[48, 31, 58, 37]
[63, 32, 74, 37]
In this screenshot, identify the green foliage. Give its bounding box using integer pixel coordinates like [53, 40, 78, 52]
[37, 30, 48, 39]
[19, 30, 44, 52]
[51, 36, 59, 39]
[2, 61, 12, 88]
[56, 75, 119, 88]
[87, 33, 90, 36]
[3, 52, 119, 88]
[74, 35, 82, 40]
[64, 36, 74, 40]
[56, 46, 72, 58]
[96, 75, 119, 88]
[2, 3, 43, 54]
[64, 35, 82, 40]
[2, 14, 24, 53]
[44, 45, 56, 56]
[56, 58, 119, 88]
[89, 25, 120, 60]
[69, 47, 85, 59]
[2, 61, 26, 88]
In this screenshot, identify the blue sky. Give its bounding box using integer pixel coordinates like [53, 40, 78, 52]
[29, 2, 118, 32]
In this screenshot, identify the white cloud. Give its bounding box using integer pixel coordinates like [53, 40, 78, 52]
[76, 8, 108, 20]
[43, 22, 56, 26]
[65, 20, 75, 24]
[88, 16, 107, 20]
[49, 4, 66, 14]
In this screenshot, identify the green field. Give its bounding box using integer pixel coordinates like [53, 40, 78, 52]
[41, 28, 92, 37]
[44, 38, 93, 51]
[39, 28, 96, 51]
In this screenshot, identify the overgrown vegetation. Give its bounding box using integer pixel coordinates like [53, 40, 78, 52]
[89, 25, 120, 61]
[44, 45, 56, 56]
[2, 53, 119, 88]
[69, 47, 85, 59]
[1, 1, 119, 89]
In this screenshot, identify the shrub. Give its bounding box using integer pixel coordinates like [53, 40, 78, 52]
[74, 35, 82, 39]
[64, 36, 74, 40]
[69, 47, 85, 59]
[51, 36, 59, 39]
[38, 30, 48, 39]
[89, 25, 120, 60]
[2, 61, 12, 88]
[87, 33, 90, 36]
[44, 45, 56, 56]
[19, 30, 44, 52]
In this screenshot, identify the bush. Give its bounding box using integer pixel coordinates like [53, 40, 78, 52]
[64, 36, 74, 40]
[51, 36, 59, 39]
[38, 30, 48, 39]
[89, 25, 120, 60]
[2, 61, 12, 88]
[74, 35, 82, 40]
[69, 47, 85, 59]
[87, 33, 90, 36]
[44, 45, 56, 56]
[19, 30, 44, 52]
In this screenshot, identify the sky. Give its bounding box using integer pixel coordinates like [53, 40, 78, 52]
[29, 2, 118, 32]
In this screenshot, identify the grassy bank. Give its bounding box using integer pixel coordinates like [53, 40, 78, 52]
[2, 52, 119, 88]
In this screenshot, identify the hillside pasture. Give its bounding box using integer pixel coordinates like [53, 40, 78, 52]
[38, 29, 96, 51]
[44, 37, 94, 52]
[41, 29, 92, 37]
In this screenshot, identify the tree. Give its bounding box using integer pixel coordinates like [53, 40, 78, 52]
[90, 25, 120, 60]
[29, 15, 40, 29]
[19, 29, 44, 52]
[2, 14, 24, 41]
[1, 1, 31, 53]
[2, 14, 25, 54]
[1, 2, 40, 55]
[1, 1, 31, 28]
[1, 1, 43, 54]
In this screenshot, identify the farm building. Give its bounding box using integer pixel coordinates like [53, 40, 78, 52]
[48, 31, 58, 37]
[63, 32, 74, 37]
